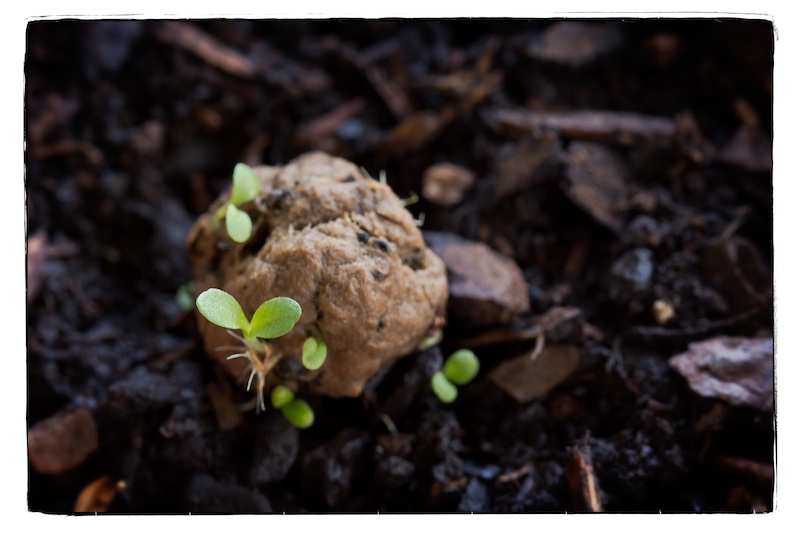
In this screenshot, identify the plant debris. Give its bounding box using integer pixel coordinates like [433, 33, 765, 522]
[669, 336, 774, 412]
[488, 345, 580, 403]
[28, 406, 99, 475]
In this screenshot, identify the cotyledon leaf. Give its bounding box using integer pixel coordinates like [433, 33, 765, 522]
[196, 288, 250, 333]
[250, 297, 302, 339]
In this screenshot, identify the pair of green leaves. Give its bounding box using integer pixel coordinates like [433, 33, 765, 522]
[302, 336, 328, 370]
[431, 349, 480, 403]
[214, 163, 259, 243]
[271, 385, 314, 429]
[196, 288, 301, 342]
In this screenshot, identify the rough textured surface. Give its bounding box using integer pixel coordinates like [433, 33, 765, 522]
[187, 152, 448, 397]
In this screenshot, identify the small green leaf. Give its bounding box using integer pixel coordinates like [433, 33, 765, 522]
[281, 398, 314, 429]
[225, 204, 253, 243]
[431, 371, 458, 403]
[271, 385, 295, 409]
[250, 297, 302, 339]
[302, 336, 328, 370]
[230, 163, 259, 206]
[196, 288, 250, 332]
[175, 281, 195, 312]
[443, 349, 480, 385]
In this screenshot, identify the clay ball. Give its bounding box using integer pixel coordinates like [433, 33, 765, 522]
[186, 152, 448, 397]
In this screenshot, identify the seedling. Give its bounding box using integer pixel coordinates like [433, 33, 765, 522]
[175, 281, 196, 312]
[196, 288, 303, 413]
[213, 163, 259, 243]
[271, 385, 315, 429]
[431, 349, 480, 403]
[302, 336, 328, 371]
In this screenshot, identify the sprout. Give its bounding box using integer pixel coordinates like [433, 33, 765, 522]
[302, 336, 328, 371]
[195, 288, 304, 416]
[214, 163, 259, 243]
[270, 385, 316, 429]
[431, 349, 480, 404]
[196, 288, 300, 346]
[431, 370, 458, 403]
[271, 385, 295, 409]
[443, 349, 480, 385]
[280, 398, 315, 429]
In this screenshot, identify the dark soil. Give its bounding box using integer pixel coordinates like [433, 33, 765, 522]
[25, 18, 774, 513]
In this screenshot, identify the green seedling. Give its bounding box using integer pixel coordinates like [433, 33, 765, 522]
[175, 281, 196, 312]
[281, 398, 315, 429]
[270, 385, 315, 429]
[302, 336, 328, 371]
[196, 288, 301, 413]
[431, 348, 480, 403]
[213, 163, 259, 243]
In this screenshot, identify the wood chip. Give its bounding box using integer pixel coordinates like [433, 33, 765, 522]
[425, 231, 530, 328]
[486, 108, 677, 147]
[74, 475, 118, 513]
[566, 441, 604, 512]
[152, 21, 257, 78]
[525, 21, 623, 68]
[718, 125, 772, 173]
[28, 406, 99, 474]
[27, 232, 47, 304]
[669, 336, 773, 412]
[563, 141, 631, 233]
[293, 98, 368, 147]
[489, 345, 580, 403]
[491, 132, 560, 201]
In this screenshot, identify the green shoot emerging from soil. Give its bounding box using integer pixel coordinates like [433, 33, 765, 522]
[214, 163, 259, 243]
[196, 288, 302, 414]
[271, 384, 315, 429]
[431, 349, 480, 403]
[302, 336, 328, 370]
